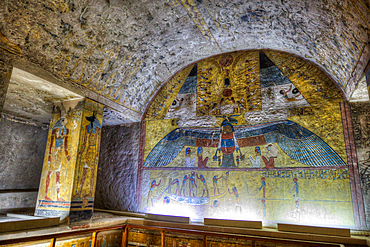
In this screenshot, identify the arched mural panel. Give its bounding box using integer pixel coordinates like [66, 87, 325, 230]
[139, 50, 356, 228]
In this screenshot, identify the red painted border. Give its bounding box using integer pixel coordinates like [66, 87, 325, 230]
[340, 101, 366, 229]
[344, 102, 367, 229]
[136, 120, 146, 209]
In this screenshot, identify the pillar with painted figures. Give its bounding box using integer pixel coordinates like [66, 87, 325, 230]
[69, 99, 103, 226]
[35, 98, 104, 227]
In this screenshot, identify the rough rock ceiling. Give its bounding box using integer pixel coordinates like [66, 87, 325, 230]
[3, 67, 83, 125]
[0, 0, 369, 121]
[350, 75, 369, 102]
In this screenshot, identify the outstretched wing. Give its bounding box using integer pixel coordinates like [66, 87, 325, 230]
[145, 120, 346, 168]
[143, 128, 220, 167]
[235, 120, 346, 167]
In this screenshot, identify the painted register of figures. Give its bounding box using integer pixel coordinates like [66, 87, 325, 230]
[140, 50, 355, 227]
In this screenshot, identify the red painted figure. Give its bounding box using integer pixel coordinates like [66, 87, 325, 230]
[197, 173, 209, 197]
[262, 144, 278, 168]
[147, 179, 161, 207]
[44, 117, 71, 201]
[197, 147, 208, 168]
[213, 175, 223, 195]
[180, 175, 189, 196]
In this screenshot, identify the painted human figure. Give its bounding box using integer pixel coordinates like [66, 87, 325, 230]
[228, 186, 241, 213]
[290, 177, 299, 198]
[180, 174, 189, 196]
[185, 148, 196, 167]
[261, 199, 266, 218]
[189, 171, 197, 197]
[258, 177, 266, 198]
[170, 178, 180, 195]
[75, 113, 101, 198]
[213, 175, 223, 195]
[249, 147, 261, 168]
[262, 144, 278, 168]
[197, 173, 209, 197]
[147, 179, 161, 207]
[222, 171, 230, 187]
[197, 147, 208, 168]
[214, 122, 244, 167]
[45, 116, 71, 201]
[292, 199, 300, 220]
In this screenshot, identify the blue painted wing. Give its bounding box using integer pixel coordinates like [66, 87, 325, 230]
[143, 128, 220, 167]
[235, 120, 346, 167]
[144, 120, 346, 167]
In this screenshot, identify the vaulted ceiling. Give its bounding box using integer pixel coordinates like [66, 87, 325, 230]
[0, 0, 369, 122]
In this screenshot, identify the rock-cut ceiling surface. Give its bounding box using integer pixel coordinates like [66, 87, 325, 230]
[0, 0, 369, 121]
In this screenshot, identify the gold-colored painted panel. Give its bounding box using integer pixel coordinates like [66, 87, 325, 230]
[141, 169, 354, 227]
[288, 103, 347, 164]
[141, 50, 352, 228]
[36, 99, 84, 216]
[145, 65, 194, 120]
[144, 119, 178, 161]
[264, 51, 343, 106]
[197, 51, 261, 116]
[72, 98, 104, 200]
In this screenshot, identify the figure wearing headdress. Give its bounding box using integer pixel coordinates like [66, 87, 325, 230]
[44, 108, 70, 201]
[75, 112, 101, 198]
[213, 119, 244, 167]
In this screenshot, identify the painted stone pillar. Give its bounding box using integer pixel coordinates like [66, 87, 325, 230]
[35, 98, 103, 226]
[0, 61, 12, 117]
[69, 99, 103, 226]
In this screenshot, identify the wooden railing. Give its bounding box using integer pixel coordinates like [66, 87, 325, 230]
[0, 223, 354, 247]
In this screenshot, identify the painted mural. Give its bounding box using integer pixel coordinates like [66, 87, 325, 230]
[35, 99, 84, 220]
[139, 50, 360, 228]
[35, 98, 103, 226]
[70, 99, 104, 226]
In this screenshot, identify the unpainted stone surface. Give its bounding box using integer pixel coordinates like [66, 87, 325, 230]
[3, 67, 83, 125]
[0, 60, 11, 115]
[0, 116, 48, 190]
[102, 107, 132, 126]
[95, 122, 140, 211]
[0, 191, 37, 211]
